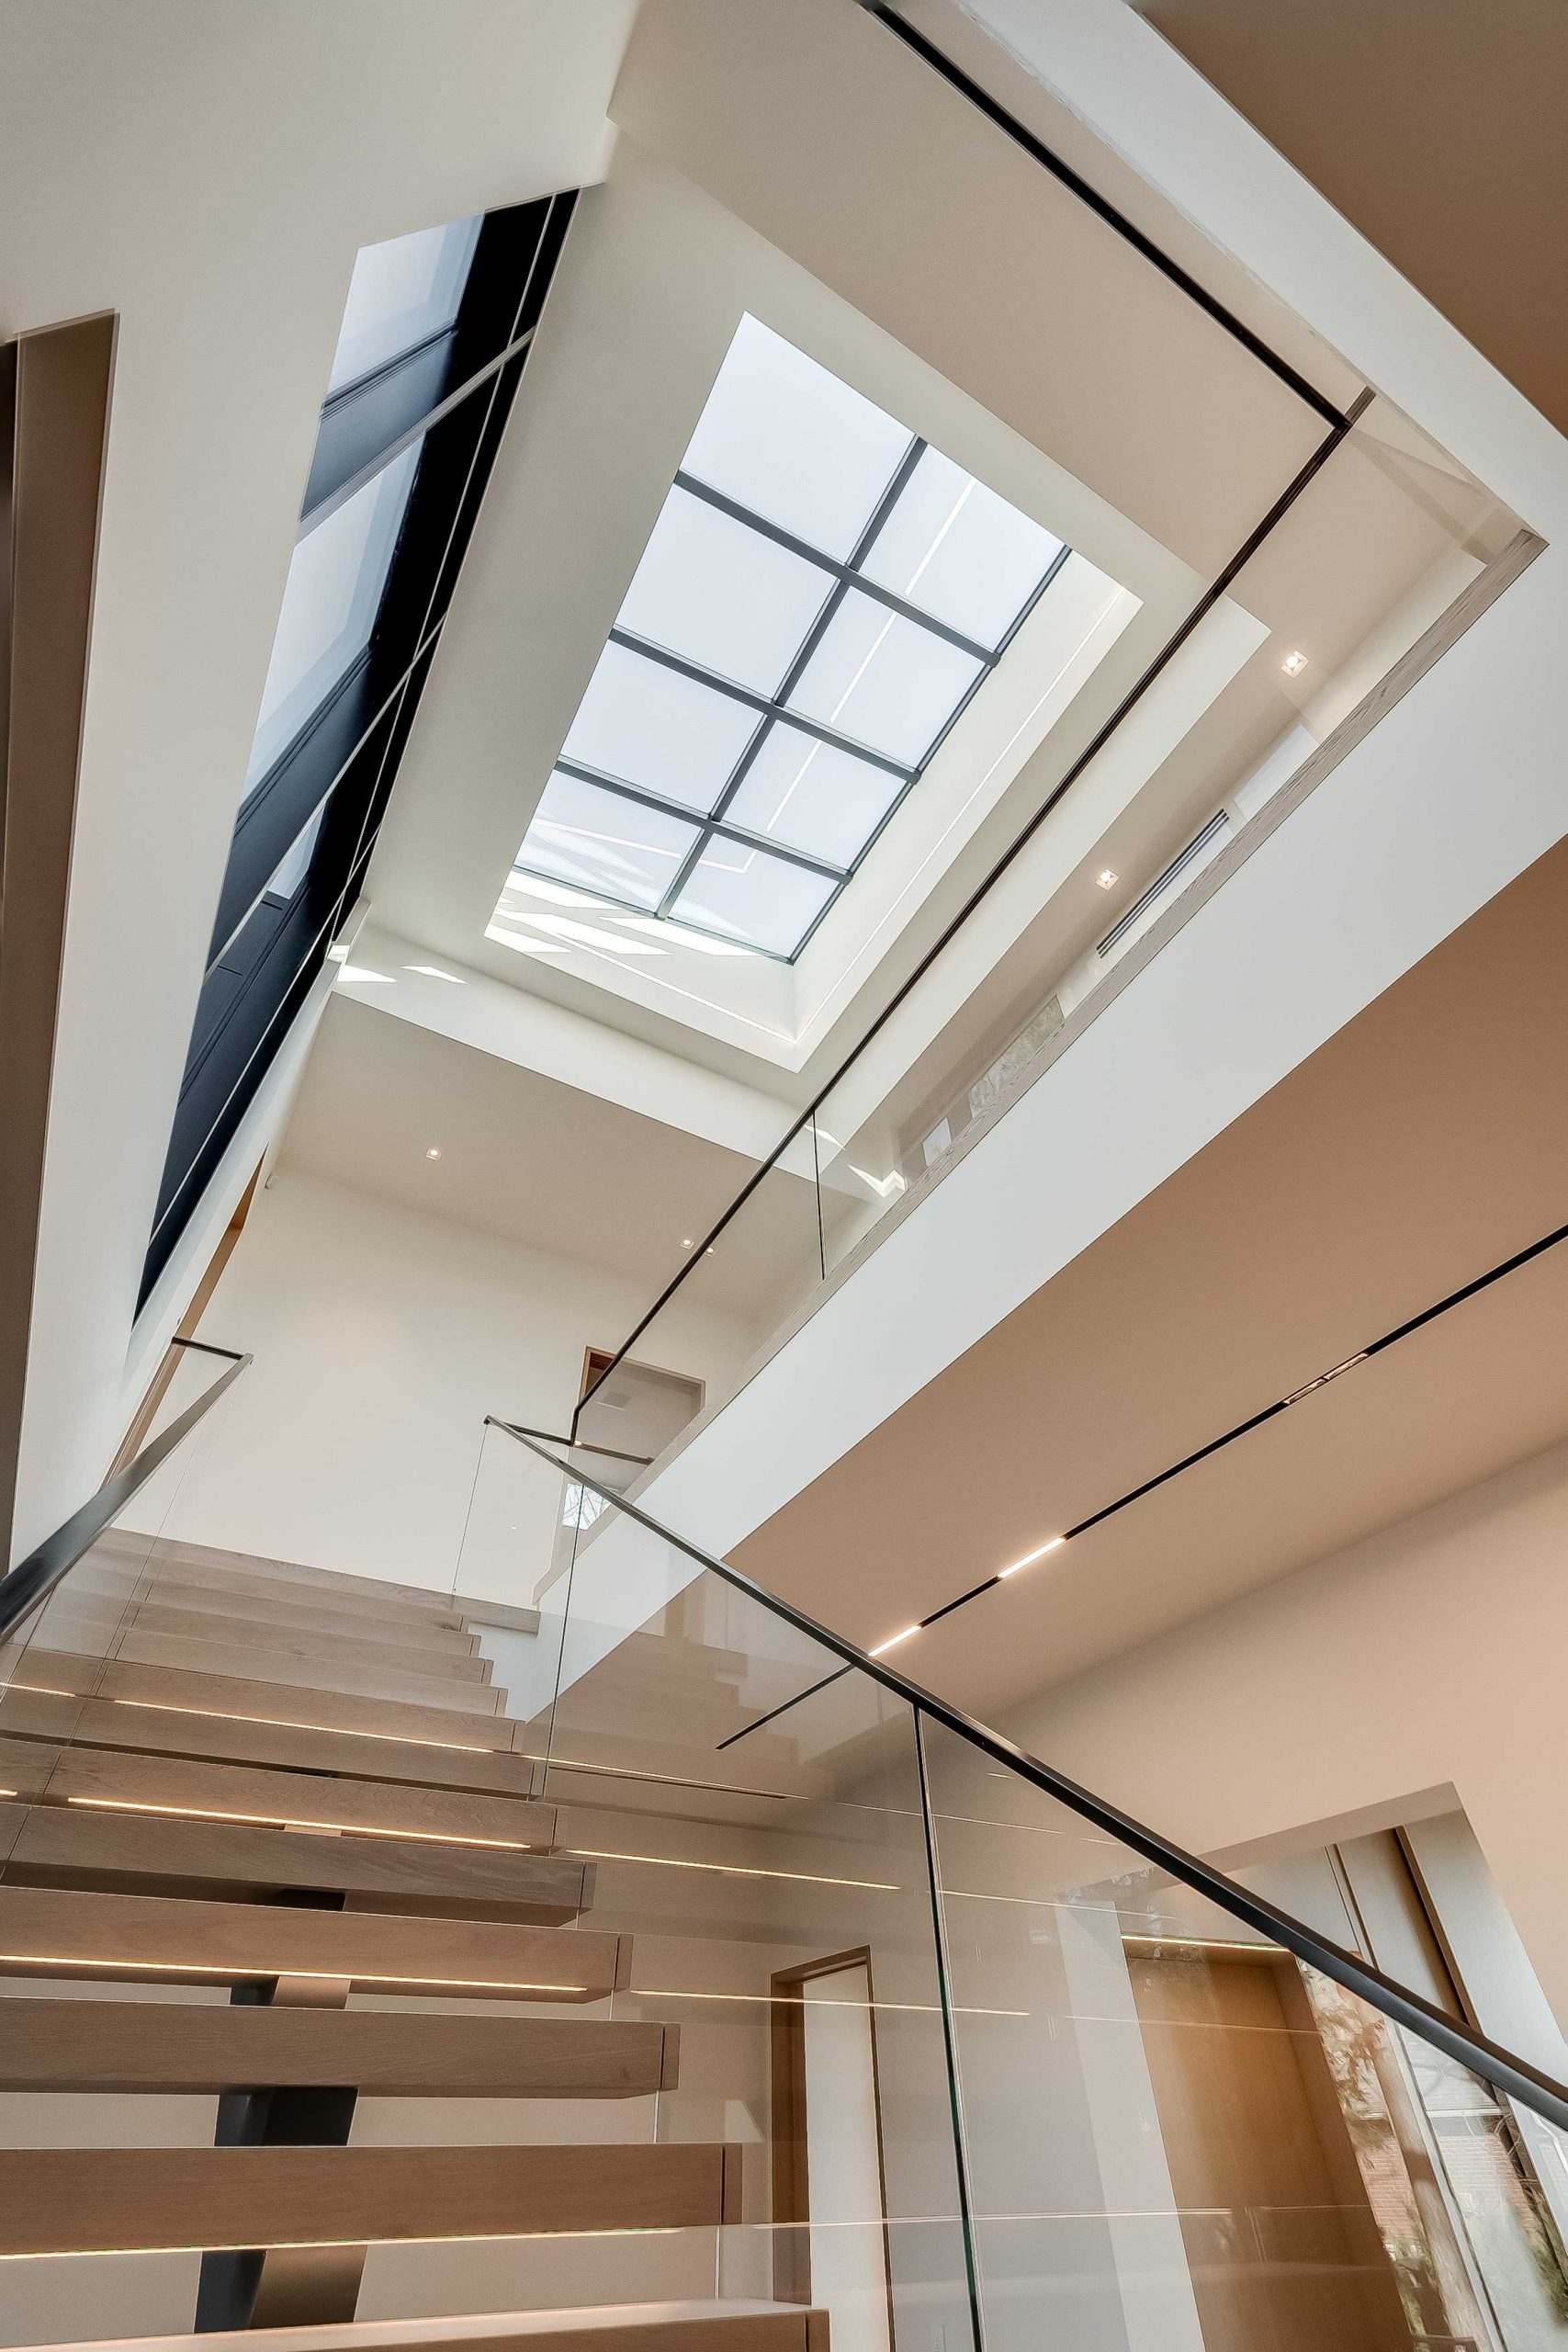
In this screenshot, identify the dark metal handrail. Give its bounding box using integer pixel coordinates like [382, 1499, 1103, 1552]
[0, 1340, 251, 1645]
[494, 1414, 1568, 2137]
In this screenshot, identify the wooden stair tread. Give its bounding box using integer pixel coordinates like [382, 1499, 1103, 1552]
[110, 1629, 506, 1713]
[0, 1999, 676, 2095]
[1, 1804, 592, 1916]
[0, 1885, 625, 1998]
[119, 1613, 493, 1686]
[39, 1693, 543, 1797]
[453, 1597, 542, 1636]
[6, 2300, 827, 2352]
[129, 1589, 483, 1664]
[88, 1656, 526, 1747]
[127, 1539, 457, 1614]
[37, 1742, 553, 1846]
[9, 1652, 525, 1745]
[0, 2141, 744, 2252]
[146, 1558, 468, 1634]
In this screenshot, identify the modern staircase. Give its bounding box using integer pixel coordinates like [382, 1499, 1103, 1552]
[0, 1538, 787, 2352]
[6, 1370, 1568, 2352]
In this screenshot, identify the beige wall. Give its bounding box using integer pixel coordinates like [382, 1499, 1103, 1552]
[1007, 1436, 1568, 2046]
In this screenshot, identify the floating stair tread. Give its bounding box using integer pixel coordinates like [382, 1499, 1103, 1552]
[59, 1695, 542, 1798]
[453, 1597, 542, 1636]
[4, 1804, 591, 1915]
[41, 1744, 553, 1847]
[110, 1630, 505, 1713]
[147, 1559, 468, 1634]
[121, 1607, 491, 1682]
[132, 1540, 456, 1614]
[6, 2300, 827, 2352]
[0, 1999, 676, 2096]
[0, 1885, 625, 1999]
[0, 2140, 744, 2252]
[90, 1657, 521, 1747]
[130, 1587, 481, 1660]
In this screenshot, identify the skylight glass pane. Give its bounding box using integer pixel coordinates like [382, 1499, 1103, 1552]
[518, 773, 698, 910]
[562, 640, 757, 814]
[327, 216, 482, 395]
[724, 728, 902, 868]
[861, 446, 1064, 648]
[245, 440, 421, 793]
[615, 486, 831, 696]
[680, 315, 914, 560]
[787, 591, 984, 764]
[671, 840, 837, 958]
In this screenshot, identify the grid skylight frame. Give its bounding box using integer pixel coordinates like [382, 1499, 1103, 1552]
[513, 387, 1071, 963]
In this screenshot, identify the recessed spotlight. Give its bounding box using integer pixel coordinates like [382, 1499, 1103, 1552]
[425, 1148, 442, 1160]
[1096, 868, 1118, 890]
[1281, 650, 1308, 677]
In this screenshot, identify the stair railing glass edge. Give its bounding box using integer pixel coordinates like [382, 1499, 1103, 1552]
[0, 1337, 251, 1644]
[493, 1413, 1568, 2138]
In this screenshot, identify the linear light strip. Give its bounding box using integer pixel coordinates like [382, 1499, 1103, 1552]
[105, 1696, 494, 1754]
[64, 1796, 539, 1852]
[631, 1985, 1026, 2018]
[0, 1953, 587, 1995]
[567, 1846, 897, 1892]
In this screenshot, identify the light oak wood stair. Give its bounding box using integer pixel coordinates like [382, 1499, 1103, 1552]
[11, 2303, 825, 2352]
[0, 1998, 679, 2096]
[0, 1539, 811, 2352]
[0, 2140, 745, 2253]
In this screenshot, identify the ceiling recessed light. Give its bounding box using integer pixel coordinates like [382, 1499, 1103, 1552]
[870, 1624, 921, 1657]
[1280, 650, 1308, 677]
[337, 963, 393, 985]
[998, 1535, 1066, 1579]
[425, 1148, 442, 1160]
[1096, 868, 1118, 890]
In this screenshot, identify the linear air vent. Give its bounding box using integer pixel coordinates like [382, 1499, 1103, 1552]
[1096, 810, 1230, 959]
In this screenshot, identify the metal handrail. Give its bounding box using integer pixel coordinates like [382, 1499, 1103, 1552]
[0, 1340, 251, 1644]
[493, 1414, 1568, 2136]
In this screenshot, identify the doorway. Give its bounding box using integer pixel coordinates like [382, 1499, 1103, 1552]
[1127, 1938, 1414, 2352]
[772, 1951, 895, 2352]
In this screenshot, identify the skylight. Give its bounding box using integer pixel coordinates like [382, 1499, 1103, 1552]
[507, 317, 1066, 961]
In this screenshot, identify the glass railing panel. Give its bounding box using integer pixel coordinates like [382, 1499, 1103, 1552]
[573, 1141, 828, 1453]
[535, 1488, 979, 2352]
[0, 1340, 245, 1732]
[919, 1710, 1568, 2352]
[810, 396, 1524, 1284]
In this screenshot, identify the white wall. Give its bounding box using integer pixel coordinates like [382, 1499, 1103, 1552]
[1001, 1436, 1568, 2050]
[0, 0, 634, 1566]
[155, 1171, 750, 1600]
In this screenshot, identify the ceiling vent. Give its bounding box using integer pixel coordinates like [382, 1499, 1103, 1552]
[1096, 809, 1230, 960]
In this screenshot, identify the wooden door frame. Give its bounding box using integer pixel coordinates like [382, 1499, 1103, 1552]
[770, 1945, 898, 2343]
[110, 1158, 263, 1474]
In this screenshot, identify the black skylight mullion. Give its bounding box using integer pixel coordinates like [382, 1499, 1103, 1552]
[705, 434, 926, 826]
[673, 462, 995, 663]
[652, 435, 930, 921]
[513, 322, 1073, 961]
[605, 629, 917, 780]
[550, 757, 845, 881]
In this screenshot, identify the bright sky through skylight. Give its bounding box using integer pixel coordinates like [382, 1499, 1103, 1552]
[506, 316, 1066, 960]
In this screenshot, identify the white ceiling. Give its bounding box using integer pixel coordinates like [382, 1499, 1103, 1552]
[735, 835, 1568, 1719]
[279, 989, 816, 1316]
